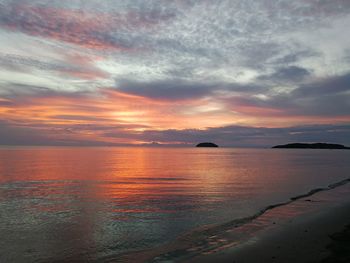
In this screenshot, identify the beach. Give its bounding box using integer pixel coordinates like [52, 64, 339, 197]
[124, 180, 350, 263]
[188, 182, 350, 263]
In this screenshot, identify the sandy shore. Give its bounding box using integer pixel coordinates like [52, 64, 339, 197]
[116, 181, 350, 263]
[188, 184, 350, 263]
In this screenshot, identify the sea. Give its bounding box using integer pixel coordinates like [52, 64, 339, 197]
[0, 147, 349, 262]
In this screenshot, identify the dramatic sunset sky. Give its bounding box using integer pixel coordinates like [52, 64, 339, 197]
[0, 0, 349, 146]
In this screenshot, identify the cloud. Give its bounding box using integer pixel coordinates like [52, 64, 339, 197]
[115, 79, 215, 101]
[115, 79, 266, 101]
[0, 2, 176, 50]
[281, 73, 350, 116]
[2, 116, 350, 147]
[0, 82, 87, 99]
[1, 1, 350, 146]
[104, 124, 350, 147]
[224, 72, 350, 118]
[270, 49, 319, 65]
[292, 72, 350, 97]
[0, 120, 123, 146]
[0, 53, 109, 80]
[0, 83, 233, 144]
[258, 66, 312, 83]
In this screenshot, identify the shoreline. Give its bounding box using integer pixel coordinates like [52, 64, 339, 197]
[189, 183, 350, 263]
[114, 178, 350, 263]
[190, 200, 350, 263]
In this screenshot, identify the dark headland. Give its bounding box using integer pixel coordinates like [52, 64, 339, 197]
[272, 143, 350, 149]
[196, 142, 218, 147]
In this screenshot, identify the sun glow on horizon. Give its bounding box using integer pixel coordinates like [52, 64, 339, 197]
[0, 1, 350, 146]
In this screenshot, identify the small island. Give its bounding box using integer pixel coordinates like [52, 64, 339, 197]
[272, 143, 350, 149]
[196, 142, 219, 147]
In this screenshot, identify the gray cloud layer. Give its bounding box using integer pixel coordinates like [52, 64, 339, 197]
[1, 120, 349, 147]
[1, 1, 350, 146]
[115, 79, 265, 100]
[138, 124, 350, 147]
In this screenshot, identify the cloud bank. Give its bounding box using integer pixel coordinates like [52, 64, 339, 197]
[0, 0, 350, 146]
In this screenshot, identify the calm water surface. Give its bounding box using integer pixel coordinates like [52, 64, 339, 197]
[0, 147, 349, 262]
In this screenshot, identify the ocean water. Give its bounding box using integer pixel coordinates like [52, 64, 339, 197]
[0, 147, 349, 262]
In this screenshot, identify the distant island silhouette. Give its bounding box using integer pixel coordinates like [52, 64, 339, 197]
[272, 143, 350, 149]
[196, 142, 218, 147]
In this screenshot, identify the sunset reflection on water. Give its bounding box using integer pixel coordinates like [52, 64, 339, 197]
[1, 147, 350, 262]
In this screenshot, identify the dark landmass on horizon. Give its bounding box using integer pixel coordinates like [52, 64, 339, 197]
[196, 142, 218, 147]
[272, 143, 350, 149]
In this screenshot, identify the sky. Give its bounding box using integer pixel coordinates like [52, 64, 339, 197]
[0, 0, 349, 147]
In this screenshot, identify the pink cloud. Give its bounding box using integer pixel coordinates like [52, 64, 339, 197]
[0, 4, 173, 50]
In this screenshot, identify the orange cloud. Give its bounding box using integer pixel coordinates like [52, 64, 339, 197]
[1, 86, 349, 145]
[0, 88, 234, 144]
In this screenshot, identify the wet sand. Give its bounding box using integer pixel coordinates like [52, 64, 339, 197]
[322, 223, 350, 263]
[113, 180, 350, 263]
[188, 184, 350, 263]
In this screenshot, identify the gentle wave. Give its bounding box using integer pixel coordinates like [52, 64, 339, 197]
[113, 177, 350, 263]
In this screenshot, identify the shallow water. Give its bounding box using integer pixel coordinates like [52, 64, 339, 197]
[0, 147, 349, 262]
